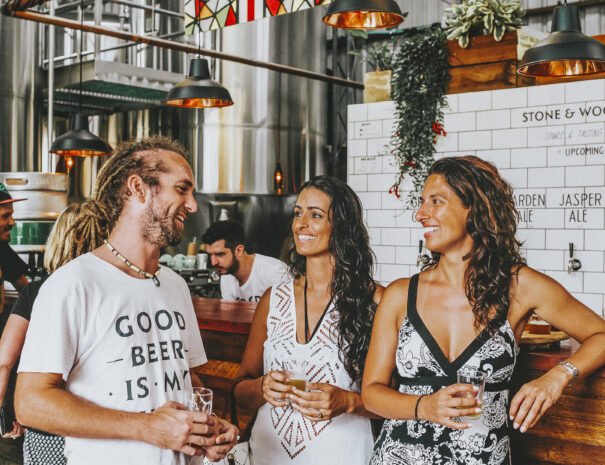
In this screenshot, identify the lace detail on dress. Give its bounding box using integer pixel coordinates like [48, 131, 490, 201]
[263, 281, 344, 459]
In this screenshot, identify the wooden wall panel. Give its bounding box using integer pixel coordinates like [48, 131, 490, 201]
[448, 60, 518, 94]
[447, 31, 518, 67]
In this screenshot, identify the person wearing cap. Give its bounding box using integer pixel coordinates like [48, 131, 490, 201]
[0, 183, 28, 311]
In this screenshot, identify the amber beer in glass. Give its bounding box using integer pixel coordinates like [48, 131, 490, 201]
[456, 368, 486, 419]
[283, 360, 308, 391]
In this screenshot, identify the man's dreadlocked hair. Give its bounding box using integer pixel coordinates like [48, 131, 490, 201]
[93, 136, 189, 231]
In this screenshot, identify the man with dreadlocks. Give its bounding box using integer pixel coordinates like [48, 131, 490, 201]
[15, 137, 237, 465]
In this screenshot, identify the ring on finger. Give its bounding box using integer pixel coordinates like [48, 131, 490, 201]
[316, 409, 322, 419]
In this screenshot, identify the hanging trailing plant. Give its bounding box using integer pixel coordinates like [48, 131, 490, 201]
[389, 25, 450, 204]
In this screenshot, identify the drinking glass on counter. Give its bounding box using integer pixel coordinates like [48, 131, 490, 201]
[283, 359, 308, 392]
[456, 368, 486, 420]
[188, 387, 213, 413]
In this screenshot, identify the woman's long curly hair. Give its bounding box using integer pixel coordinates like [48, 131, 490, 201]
[286, 176, 377, 385]
[427, 156, 525, 334]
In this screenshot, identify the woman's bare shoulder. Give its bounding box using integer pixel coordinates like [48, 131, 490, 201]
[511, 265, 557, 293]
[374, 277, 413, 326]
[386, 277, 412, 295]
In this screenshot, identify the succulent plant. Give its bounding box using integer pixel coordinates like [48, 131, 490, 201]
[444, 0, 525, 48]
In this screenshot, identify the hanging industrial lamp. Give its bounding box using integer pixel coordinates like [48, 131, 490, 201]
[50, 113, 111, 156]
[165, 57, 234, 108]
[322, 0, 405, 30]
[518, 1, 605, 77]
[165, 19, 233, 108]
[50, 0, 110, 157]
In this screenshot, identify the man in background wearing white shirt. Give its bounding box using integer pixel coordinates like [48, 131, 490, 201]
[203, 220, 288, 302]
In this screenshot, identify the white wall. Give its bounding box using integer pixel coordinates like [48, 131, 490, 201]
[347, 79, 605, 317]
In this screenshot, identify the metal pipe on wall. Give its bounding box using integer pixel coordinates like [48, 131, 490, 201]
[46, 0, 54, 173]
[4, 9, 364, 89]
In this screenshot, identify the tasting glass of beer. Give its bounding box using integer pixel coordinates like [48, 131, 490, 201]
[188, 387, 213, 413]
[282, 359, 308, 392]
[456, 368, 486, 420]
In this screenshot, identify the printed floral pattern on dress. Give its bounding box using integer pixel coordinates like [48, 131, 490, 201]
[370, 275, 517, 465]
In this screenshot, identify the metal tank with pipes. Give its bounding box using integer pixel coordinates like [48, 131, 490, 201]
[49, 5, 328, 256]
[176, 7, 328, 257]
[0, 172, 68, 270]
[0, 11, 43, 172]
[2, 0, 329, 257]
[196, 6, 328, 195]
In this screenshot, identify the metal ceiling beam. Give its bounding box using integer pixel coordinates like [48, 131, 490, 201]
[526, 0, 605, 16]
[4, 9, 364, 89]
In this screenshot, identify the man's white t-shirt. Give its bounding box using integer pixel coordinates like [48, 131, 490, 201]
[220, 254, 289, 302]
[19, 253, 207, 465]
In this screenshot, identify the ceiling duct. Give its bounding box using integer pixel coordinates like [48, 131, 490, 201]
[49, 58, 185, 114]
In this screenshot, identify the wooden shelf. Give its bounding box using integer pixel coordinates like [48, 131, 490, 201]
[446, 31, 605, 94]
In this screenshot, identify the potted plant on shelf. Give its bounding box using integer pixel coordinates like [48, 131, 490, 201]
[444, 0, 525, 48]
[348, 30, 400, 103]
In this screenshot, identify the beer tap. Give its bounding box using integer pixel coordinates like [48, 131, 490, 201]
[416, 240, 430, 267]
[568, 242, 582, 274]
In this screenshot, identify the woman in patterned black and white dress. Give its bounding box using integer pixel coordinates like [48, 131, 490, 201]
[363, 156, 605, 465]
[233, 176, 383, 465]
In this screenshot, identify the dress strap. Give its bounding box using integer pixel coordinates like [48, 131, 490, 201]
[407, 274, 420, 319]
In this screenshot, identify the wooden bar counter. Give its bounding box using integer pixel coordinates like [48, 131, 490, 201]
[193, 298, 605, 463]
[511, 338, 605, 465]
[193, 298, 256, 424]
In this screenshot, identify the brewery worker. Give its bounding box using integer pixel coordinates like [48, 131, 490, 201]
[0, 183, 28, 310]
[203, 220, 289, 302]
[15, 137, 237, 465]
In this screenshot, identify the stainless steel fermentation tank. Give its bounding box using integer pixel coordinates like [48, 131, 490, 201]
[173, 7, 329, 256]
[1, 4, 327, 256]
[0, 12, 43, 172]
[83, 5, 329, 196]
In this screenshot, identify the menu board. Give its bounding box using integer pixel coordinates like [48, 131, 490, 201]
[510, 103, 605, 230]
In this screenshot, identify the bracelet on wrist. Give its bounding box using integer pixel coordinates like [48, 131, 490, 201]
[414, 394, 426, 421]
[556, 361, 579, 386]
[260, 374, 268, 393]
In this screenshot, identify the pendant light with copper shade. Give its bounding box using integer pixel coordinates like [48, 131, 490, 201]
[165, 20, 233, 108]
[517, 1, 605, 77]
[164, 58, 234, 108]
[322, 0, 405, 30]
[50, 0, 110, 158]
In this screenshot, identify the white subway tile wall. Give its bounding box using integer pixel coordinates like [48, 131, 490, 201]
[348, 81, 605, 316]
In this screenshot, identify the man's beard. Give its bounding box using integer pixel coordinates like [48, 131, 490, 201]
[142, 200, 183, 248]
[226, 256, 239, 275]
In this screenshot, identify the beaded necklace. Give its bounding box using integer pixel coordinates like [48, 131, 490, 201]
[104, 239, 161, 287]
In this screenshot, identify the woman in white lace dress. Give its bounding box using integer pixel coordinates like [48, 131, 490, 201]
[363, 156, 605, 465]
[233, 176, 383, 465]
